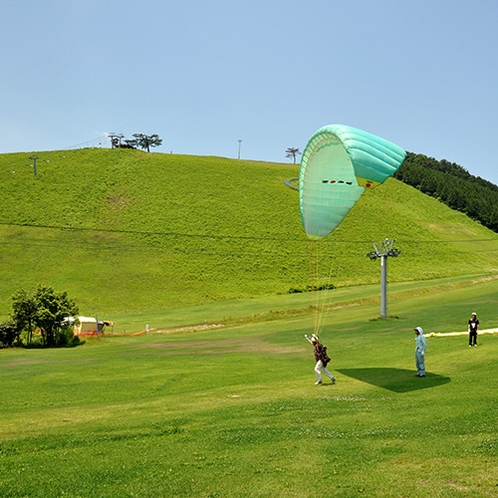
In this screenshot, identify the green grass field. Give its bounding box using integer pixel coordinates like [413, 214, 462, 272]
[1, 149, 498, 495]
[1, 276, 497, 497]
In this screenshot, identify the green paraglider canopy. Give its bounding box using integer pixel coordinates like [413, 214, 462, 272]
[299, 124, 406, 239]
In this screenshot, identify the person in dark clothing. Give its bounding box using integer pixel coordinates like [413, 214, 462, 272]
[305, 334, 336, 385]
[468, 312, 479, 347]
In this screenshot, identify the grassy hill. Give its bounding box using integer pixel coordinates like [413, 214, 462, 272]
[1, 148, 498, 321]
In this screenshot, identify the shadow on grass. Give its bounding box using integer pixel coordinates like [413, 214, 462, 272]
[337, 368, 451, 393]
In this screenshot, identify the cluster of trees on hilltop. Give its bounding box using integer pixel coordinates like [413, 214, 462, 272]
[108, 133, 162, 152]
[395, 152, 498, 232]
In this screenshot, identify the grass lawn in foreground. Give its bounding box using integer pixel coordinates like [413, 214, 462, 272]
[0, 278, 497, 497]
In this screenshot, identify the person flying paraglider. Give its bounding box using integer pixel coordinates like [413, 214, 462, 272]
[305, 334, 336, 385]
[299, 125, 406, 385]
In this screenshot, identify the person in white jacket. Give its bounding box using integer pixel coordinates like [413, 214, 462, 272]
[414, 327, 427, 377]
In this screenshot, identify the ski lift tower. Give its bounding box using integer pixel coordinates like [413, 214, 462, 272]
[367, 238, 401, 318]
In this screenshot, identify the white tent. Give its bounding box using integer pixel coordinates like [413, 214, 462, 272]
[65, 316, 113, 336]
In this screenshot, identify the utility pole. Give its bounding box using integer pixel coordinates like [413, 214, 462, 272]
[29, 155, 38, 176]
[367, 238, 401, 318]
[107, 132, 124, 148]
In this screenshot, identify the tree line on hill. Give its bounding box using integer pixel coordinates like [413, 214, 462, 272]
[395, 152, 498, 232]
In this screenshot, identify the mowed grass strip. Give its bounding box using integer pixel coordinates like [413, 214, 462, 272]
[1, 279, 497, 497]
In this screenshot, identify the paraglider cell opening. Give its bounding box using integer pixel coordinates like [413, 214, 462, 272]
[321, 179, 354, 185]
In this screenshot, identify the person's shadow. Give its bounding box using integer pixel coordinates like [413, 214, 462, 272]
[337, 368, 450, 393]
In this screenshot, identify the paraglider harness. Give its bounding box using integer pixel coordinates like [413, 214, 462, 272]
[316, 343, 331, 367]
[307, 334, 331, 366]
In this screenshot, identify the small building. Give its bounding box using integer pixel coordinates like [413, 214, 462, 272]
[66, 316, 114, 336]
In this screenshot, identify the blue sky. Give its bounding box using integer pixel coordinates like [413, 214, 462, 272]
[2, 0, 498, 183]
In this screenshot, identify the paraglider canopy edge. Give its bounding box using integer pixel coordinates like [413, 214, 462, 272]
[299, 124, 406, 239]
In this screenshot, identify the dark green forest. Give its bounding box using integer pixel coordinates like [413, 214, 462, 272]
[395, 152, 498, 232]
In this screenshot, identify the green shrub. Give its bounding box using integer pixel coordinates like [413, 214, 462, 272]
[0, 320, 21, 347]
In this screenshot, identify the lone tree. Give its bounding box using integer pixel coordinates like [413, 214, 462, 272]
[10, 284, 79, 347]
[285, 147, 302, 164]
[132, 133, 163, 152]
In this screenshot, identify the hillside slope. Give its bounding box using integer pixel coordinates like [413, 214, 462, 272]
[1, 148, 498, 317]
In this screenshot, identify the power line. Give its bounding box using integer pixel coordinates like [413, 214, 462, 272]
[0, 221, 302, 242]
[63, 136, 110, 150]
[1, 221, 498, 246]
